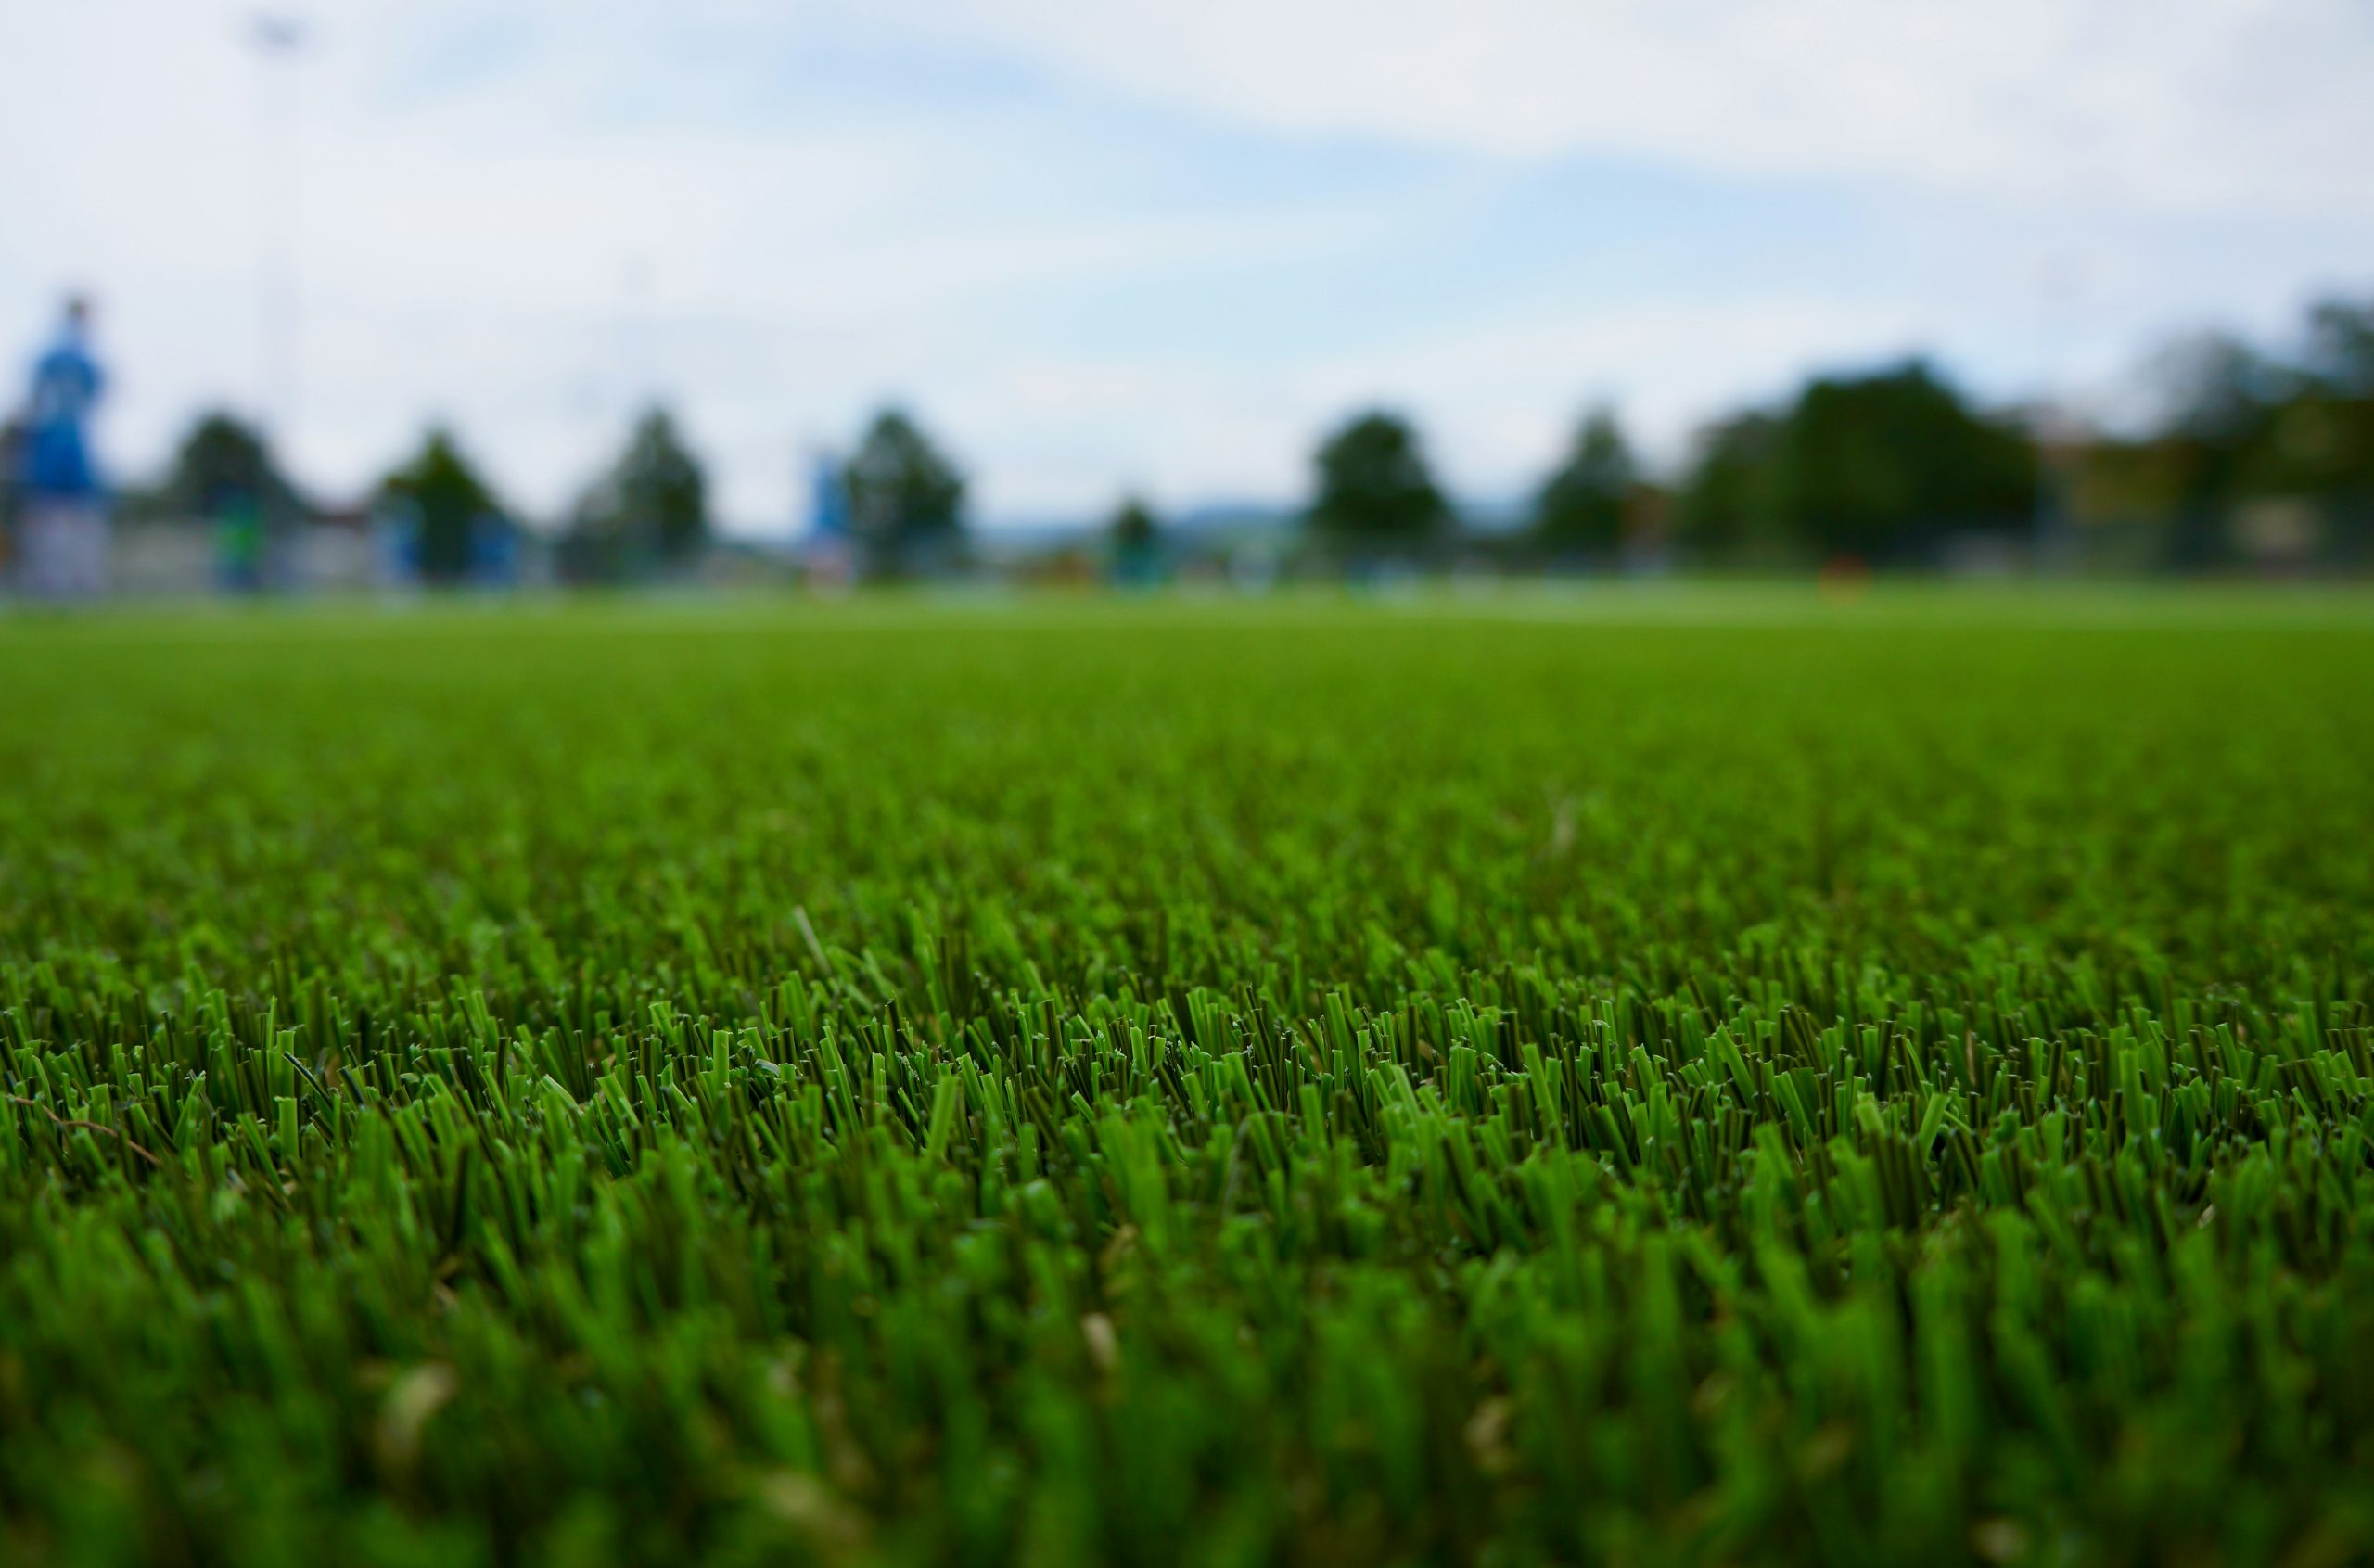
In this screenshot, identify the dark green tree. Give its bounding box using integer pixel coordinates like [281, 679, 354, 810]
[1678, 363, 2036, 563]
[133, 411, 303, 523]
[379, 428, 502, 585]
[1532, 407, 1637, 559]
[1108, 495, 1163, 584]
[1307, 411, 1450, 554]
[1110, 496, 1158, 555]
[1674, 413, 1783, 557]
[843, 409, 965, 578]
[1766, 362, 2036, 559]
[565, 408, 708, 581]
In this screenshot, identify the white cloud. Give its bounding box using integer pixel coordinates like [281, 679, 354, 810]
[910, 0, 2374, 216]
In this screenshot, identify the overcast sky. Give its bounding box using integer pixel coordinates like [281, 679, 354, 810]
[5, 0, 2371, 532]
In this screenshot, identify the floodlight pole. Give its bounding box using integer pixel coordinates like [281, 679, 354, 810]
[250, 14, 308, 475]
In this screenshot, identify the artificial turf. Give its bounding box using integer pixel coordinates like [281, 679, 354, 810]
[4, 588, 2372, 1566]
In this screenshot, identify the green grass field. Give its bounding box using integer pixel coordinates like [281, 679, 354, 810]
[5, 588, 2374, 1567]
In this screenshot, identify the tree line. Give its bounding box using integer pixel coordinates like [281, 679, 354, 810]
[113, 291, 2373, 582]
[118, 404, 966, 586]
[117, 410, 710, 587]
[1302, 292, 2371, 572]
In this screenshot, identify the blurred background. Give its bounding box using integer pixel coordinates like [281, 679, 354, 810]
[2, 0, 2370, 595]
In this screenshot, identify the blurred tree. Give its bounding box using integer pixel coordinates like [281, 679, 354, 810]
[565, 408, 708, 581]
[2153, 334, 2290, 444]
[2304, 298, 2374, 396]
[2251, 299, 2374, 561]
[2071, 439, 2199, 530]
[1308, 411, 1450, 553]
[1766, 362, 2036, 559]
[1532, 407, 1637, 559]
[1109, 494, 1163, 585]
[1673, 414, 1783, 558]
[1672, 297, 2374, 572]
[2105, 305, 2374, 567]
[1678, 364, 2034, 563]
[844, 409, 965, 578]
[379, 428, 502, 585]
[2134, 335, 2295, 567]
[1111, 496, 1159, 556]
[123, 411, 304, 524]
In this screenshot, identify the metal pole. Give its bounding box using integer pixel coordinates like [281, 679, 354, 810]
[250, 14, 306, 484]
